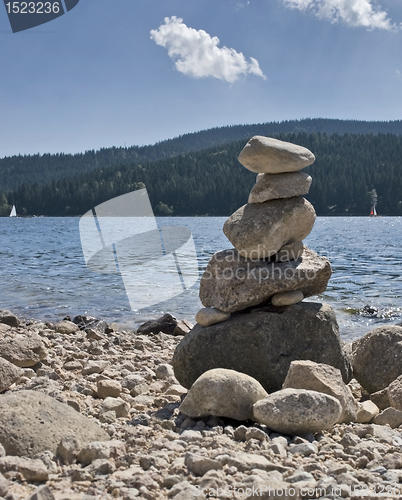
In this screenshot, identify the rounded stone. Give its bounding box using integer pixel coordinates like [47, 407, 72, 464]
[238, 136, 315, 174]
[195, 308, 231, 327]
[179, 368, 268, 421]
[352, 326, 402, 393]
[223, 197, 316, 260]
[253, 388, 342, 434]
[271, 290, 304, 307]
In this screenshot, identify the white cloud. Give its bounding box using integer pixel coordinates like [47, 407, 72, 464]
[150, 16, 266, 83]
[283, 0, 395, 30]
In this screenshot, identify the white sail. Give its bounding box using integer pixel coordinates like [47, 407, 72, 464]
[373, 205, 377, 216]
[9, 205, 16, 217]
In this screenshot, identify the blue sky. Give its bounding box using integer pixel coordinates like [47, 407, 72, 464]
[1, 0, 402, 157]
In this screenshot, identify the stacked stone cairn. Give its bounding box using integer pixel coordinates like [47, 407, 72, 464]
[173, 137, 354, 430]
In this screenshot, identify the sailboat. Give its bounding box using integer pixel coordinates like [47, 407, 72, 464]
[9, 205, 16, 217]
[370, 205, 378, 217]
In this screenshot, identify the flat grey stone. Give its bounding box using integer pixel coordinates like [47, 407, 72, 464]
[199, 246, 331, 313]
[249, 171, 312, 203]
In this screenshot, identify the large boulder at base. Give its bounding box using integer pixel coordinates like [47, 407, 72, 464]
[352, 326, 402, 393]
[0, 358, 22, 393]
[173, 302, 352, 393]
[0, 391, 109, 457]
[253, 389, 342, 435]
[282, 360, 358, 423]
[0, 332, 47, 368]
[223, 197, 316, 259]
[200, 246, 331, 313]
[249, 172, 312, 204]
[179, 368, 268, 421]
[238, 136, 315, 174]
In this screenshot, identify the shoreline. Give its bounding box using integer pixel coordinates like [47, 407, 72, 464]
[0, 309, 402, 499]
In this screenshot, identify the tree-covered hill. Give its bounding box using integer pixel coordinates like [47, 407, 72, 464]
[2, 132, 402, 217]
[2, 118, 402, 193]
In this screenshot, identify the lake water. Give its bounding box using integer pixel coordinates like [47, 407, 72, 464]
[1, 216, 401, 342]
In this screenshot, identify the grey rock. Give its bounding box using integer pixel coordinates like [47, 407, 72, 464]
[137, 313, 178, 335]
[0, 310, 20, 328]
[184, 452, 223, 476]
[85, 458, 115, 476]
[216, 452, 286, 473]
[121, 373, 147, 391]
[155, 363, 175, 380]
[97, 379, 122, 399]
[78, 440, 126, 465]
[289, 443, 317, 456]
[223, 197, 316, 259]
[249, 171, 312, 203]
[370, 388, 390, 411]
[373, 407, 402, 428]
[173, 319, 193, 336]
[352, 326, 402, 393]
[238, 136, 315, 174]
[54, 320, 79, 334]
[286, 470, 315, 483]
[356, 400, 380, 423]
[0, 456, 48, 481]
[253, 389, 342, 435]
[387, 374, 402, 411]
[199, 246, 331, 313]
[26, 485, 55, 500]
[0, 358, 22, 393]
[271, 290, 303, 307]
[81, 360, 108, 375]
[0, 333, 47, 368]
[179, 368, 268, 421]
[245, 427, 267, 441]
[56, 434, 81, 465]
[282, 360, 358, 423]
[0, 390, 109, 457]
[173, 302, 352, 393]
[100, 397, 129, 418]
[0, 473, 8, 498]
[274, 241, 304, 263]
[195, 308, 231, 327]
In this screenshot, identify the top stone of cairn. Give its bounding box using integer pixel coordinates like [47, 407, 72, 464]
[238, 136, 315, 174]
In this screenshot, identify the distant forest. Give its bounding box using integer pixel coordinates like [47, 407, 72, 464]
[1, 131, 402, 217]
[3, 118, 402, 194]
